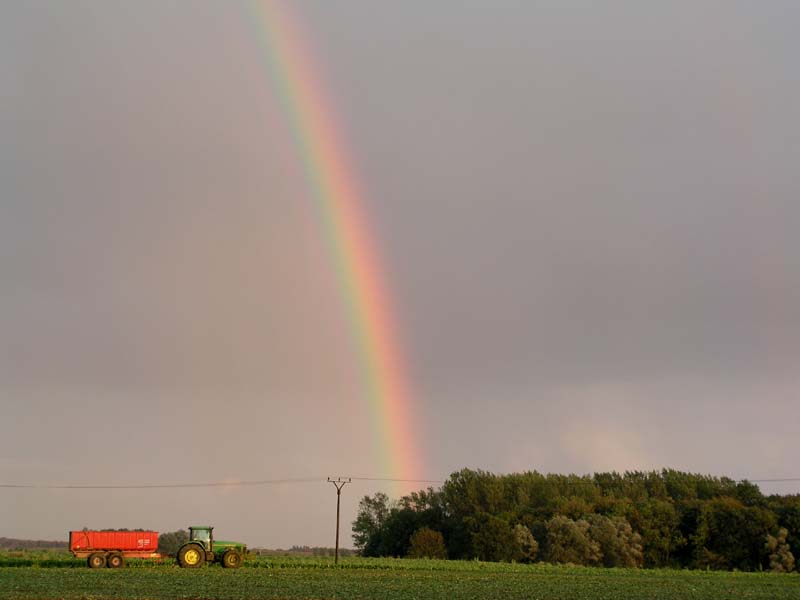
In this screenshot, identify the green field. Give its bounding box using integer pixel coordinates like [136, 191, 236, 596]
[1, 554, 799, 600]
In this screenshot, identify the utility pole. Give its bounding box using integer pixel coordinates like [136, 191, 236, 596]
[327, 477, 351, 565]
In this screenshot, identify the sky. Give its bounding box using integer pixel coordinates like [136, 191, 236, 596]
[1, 0, 799, 548]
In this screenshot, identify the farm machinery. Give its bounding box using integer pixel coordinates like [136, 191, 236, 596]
[69, 526, 247, 569]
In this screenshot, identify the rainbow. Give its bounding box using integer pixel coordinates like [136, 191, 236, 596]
[247, 0, 421, 484]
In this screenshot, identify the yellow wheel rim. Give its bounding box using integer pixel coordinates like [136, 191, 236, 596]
[184, 549, 200, 565]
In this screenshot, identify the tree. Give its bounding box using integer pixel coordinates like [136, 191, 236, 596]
[407, 527, 447, 559]
[378, 508, 423, 557]
[588, 515, 643, 568]
[693, 497, 776, 570]
[545, 516, 601, 566]
[638, 499, 685, 567]
[557, 496, 593, 520]
[770, 495, 800, 563]
[735, 481, 765, 508]
[765, 528, 795, 573]
[471, 514, 517, 562]
[513, 523, 539, 563]
[352, 493, 391, 556]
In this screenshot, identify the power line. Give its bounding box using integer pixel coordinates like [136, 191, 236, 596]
[0, 477, 323, 489]
[348, 477, 445, 484]
[0, 476, 445, 489]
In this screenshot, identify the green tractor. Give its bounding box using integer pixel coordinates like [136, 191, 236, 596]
[176, 526, 247, 569]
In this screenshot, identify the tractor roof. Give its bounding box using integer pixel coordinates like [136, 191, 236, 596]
[189, 525, 213, 530]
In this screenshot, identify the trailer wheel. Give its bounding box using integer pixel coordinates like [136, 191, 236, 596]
[88, 553, 106, 569]
[221, 550, 242, 569]
[177, 544, 205, 568]
[107, 553, 124, 568]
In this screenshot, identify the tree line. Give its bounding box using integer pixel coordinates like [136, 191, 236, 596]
[287, 546, 356, 557]
[352, 468, 799, 572]
[0, 538, 66, 550]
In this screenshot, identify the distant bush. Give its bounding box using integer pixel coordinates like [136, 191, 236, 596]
[157, 530, 188, 557]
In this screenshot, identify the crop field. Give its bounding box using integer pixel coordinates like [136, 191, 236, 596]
[1, 553, 799, 600]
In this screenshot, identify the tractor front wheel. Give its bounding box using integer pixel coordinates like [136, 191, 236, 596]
[221, 550, 242, 569]
[177, 544, 205, 568]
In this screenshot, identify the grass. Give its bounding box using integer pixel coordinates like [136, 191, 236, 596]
[0, 552, 798, 599]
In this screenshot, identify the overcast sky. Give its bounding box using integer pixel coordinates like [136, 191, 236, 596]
[1, 0, 799, 547]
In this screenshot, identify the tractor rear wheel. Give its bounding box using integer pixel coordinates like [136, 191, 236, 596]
[221, 550, 242, 569]
[177, 544, 205, 568]
[107, 553, 124, 568]
[88, 553, 106, 569]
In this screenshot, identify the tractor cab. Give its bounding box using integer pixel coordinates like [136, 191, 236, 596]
[188, 526, 214, 551]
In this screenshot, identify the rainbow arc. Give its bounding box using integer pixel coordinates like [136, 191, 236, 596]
[249, 0, 421, 484]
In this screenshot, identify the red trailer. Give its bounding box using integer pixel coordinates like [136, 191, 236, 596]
[69, 530, 160, 568]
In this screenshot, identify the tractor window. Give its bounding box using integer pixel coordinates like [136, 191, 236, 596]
[191, 530, 210, 544]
